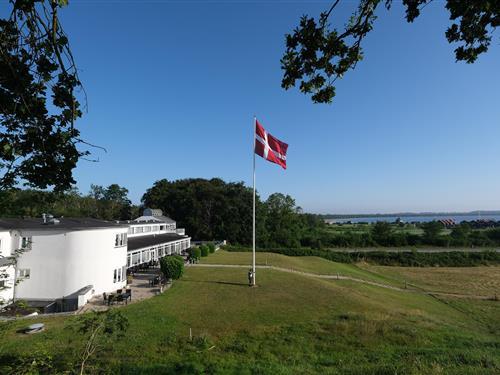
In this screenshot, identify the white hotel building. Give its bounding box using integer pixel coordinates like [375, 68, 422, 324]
[0, 209, 190, 312]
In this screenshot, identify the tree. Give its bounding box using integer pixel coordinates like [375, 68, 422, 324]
[264, 193, 304, 248]
[0, 185, 136, 220]
[142, 178, 255, 244]
[88, 184, 132, 220]
[1, 0, 91, 191]
[281, 0, 499, 103]
[160, 256, 184, 280]
[371, 221, 392, 246]
[421, 221, 444, 244]
[142, 178, 326, 249]
[450, 222, 471, 246]
[71, 309, 129, 375]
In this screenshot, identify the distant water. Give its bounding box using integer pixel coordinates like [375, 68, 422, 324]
[326, 214, 500, 224]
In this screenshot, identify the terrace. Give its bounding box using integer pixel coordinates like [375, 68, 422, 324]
[78, 266, 169, 313]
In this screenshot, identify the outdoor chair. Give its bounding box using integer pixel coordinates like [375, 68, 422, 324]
[102, 292, 107, 303]
[107, 294, 115, 306]
[116, 294, 126, 305]
[116, 288, 122, 294]
[125, 288, 132, 301]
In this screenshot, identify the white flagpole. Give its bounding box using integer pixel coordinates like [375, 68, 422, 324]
[252, 116, 256, 286]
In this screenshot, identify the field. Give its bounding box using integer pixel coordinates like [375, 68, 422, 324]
[326, 222, 430, 235]
[1, 251, 499, 374]
[358, 263, 500, 297]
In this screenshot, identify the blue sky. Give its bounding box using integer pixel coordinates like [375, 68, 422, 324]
[9, 1, 500, 214]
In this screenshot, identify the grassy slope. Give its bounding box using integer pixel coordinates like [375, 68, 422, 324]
[358, 263, 500, 297]
[1, 253, 499, 374]
[201, 251, 403, 287]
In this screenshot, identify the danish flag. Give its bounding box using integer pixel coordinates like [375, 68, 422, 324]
[254, 119, 288, 170]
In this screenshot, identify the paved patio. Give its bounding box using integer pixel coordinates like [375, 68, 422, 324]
[78, 268, 170, 313]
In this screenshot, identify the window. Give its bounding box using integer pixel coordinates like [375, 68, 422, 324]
[115, 233, 127, 247]
[20, 236, 32, 250]
[18, 269, 30, 279]
[113, 269, 117, 283]
[0, 280, 5, 288]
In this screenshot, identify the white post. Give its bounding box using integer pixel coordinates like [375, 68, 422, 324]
[252, 116, 257, 286]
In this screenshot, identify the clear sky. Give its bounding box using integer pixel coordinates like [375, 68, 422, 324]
[8, 1, 500, 214]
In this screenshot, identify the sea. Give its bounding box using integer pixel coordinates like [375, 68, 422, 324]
[325, 214, 500, 224]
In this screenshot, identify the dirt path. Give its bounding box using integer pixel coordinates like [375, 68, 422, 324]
[190, 263, 494, 300]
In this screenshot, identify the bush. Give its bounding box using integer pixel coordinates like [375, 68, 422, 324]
[200, 245, 209, 257]
[207, 242, 216, 253]
[188, 247, 201, 262]
[223, 245, 500, 267]
[160, 256, 184, 280]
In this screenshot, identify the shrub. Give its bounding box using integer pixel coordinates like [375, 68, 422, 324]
[208, 242, 216, 253]
[188, 247, 201, 262]
[160, 256, 184, 280]
[200, 245, 209, 257]
[223, 245, 500, 267]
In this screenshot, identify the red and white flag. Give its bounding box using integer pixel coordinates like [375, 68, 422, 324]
[254, 119, 288, 170]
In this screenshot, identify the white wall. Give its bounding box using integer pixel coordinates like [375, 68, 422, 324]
[0, 230, 13, 257]
[0, 230, 14, 306]
[14, 227, 128, 301]
[0, 265, 15, 307]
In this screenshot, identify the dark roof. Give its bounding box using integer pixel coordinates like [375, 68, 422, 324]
[128, 233, 189, 251]
[0, 217, 128, 231]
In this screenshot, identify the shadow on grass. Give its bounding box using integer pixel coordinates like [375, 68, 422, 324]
[180, 279, 248, 287]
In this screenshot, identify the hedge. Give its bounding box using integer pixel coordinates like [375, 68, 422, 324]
[223, 245, 500, 267]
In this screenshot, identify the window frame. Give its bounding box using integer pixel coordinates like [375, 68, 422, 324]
[20, 236, 32, 250]
[18, 268, 30, 279]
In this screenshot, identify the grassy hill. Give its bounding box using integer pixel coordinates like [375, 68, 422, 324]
[1, 252, 499, 374]
[199, 250, 404, 287]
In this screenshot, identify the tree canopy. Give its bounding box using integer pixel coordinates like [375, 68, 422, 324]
[0, 184, 136, 220]
[0, 0, 88, 191]
[281, 0, 499, 103]
[142, 178, 325, 248]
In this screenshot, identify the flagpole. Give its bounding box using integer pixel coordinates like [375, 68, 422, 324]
[252, 116, 256, 286]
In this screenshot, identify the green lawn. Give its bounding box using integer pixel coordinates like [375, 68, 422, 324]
[1, 252, 499, 374]
[201, 250, 404, 287]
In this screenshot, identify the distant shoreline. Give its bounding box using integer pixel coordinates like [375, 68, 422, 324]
[321, 211, 500, 219]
